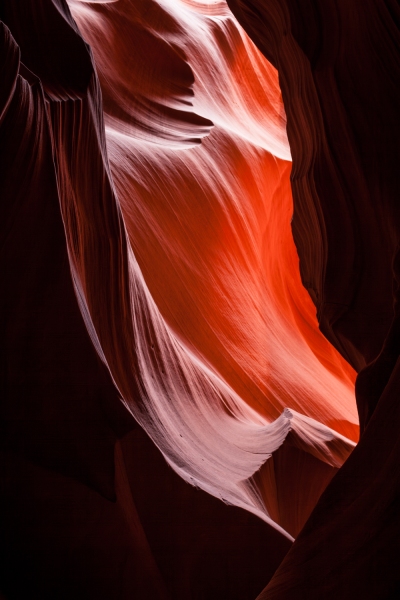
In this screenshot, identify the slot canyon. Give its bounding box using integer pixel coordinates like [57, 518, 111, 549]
[1, 0, 399, 597]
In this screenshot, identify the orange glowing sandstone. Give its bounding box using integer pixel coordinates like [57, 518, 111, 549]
[67, 0, 358, 536]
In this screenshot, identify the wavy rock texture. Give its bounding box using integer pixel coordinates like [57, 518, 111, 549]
[3, 0, 392, 597]
[227, 0, 400, 597]
[66, 0, 358, 527]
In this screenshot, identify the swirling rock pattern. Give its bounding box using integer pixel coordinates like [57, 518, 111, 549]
[3, 0, 395, 597]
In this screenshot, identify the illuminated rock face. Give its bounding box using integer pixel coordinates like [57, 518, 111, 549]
[2, 0, 398, 597]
